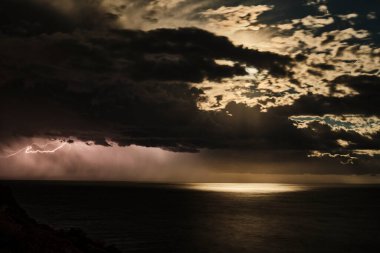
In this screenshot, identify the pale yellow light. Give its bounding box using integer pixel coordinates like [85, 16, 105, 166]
[184, 183, 305, 193]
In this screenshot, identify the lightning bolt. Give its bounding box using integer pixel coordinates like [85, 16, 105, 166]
[25, 142, 67, 154]
[1, 141, 67, 158]
[2, 147, 27, 158]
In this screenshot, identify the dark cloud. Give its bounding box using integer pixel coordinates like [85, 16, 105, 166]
[274, 75, 380, 116]
[0, 0, 113, 36]
[0, 0, 293, 153]
[1, 0, 380, 175]
[0, 0, 73, 36]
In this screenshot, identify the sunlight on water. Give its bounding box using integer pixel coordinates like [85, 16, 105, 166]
[184, 183, 306, 193]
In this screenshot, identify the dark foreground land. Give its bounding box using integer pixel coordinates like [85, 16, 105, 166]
[0, 185, 120, 253]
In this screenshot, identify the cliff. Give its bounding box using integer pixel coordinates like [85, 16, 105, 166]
[0, 185, 121, 253]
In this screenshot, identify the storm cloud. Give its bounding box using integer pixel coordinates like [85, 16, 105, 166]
[1, 0, 380, 177]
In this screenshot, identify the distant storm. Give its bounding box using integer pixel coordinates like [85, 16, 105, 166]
[1, 0, 380, 181]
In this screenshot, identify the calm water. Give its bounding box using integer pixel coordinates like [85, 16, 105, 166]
[4, 181, 380, 253]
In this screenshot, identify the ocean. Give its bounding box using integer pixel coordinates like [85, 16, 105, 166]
[3, 181, 380, 253]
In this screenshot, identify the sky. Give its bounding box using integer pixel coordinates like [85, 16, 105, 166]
[0, 0, 380, 182]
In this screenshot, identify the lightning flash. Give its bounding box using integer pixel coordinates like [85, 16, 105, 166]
[1, 141, 67, 158]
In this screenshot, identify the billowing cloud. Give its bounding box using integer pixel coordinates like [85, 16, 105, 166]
[1, 0, 380, 177]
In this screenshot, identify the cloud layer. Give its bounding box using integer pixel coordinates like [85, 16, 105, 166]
[1, 0, 380, 176]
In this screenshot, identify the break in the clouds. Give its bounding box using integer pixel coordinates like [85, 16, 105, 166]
[0, 0, 380, 178]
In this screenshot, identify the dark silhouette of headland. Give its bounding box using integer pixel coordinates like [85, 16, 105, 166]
[0, 185, 121, 253]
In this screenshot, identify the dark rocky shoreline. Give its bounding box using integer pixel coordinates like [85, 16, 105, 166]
[0, 185, 121, 253]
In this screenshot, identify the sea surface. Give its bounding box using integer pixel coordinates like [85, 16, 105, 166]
[3, 181, 380, 253]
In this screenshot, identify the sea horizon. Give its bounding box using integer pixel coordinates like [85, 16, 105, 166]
[2, 180, 380, 253]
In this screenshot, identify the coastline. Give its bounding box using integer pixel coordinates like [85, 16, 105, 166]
[0, 185, 121, 253]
